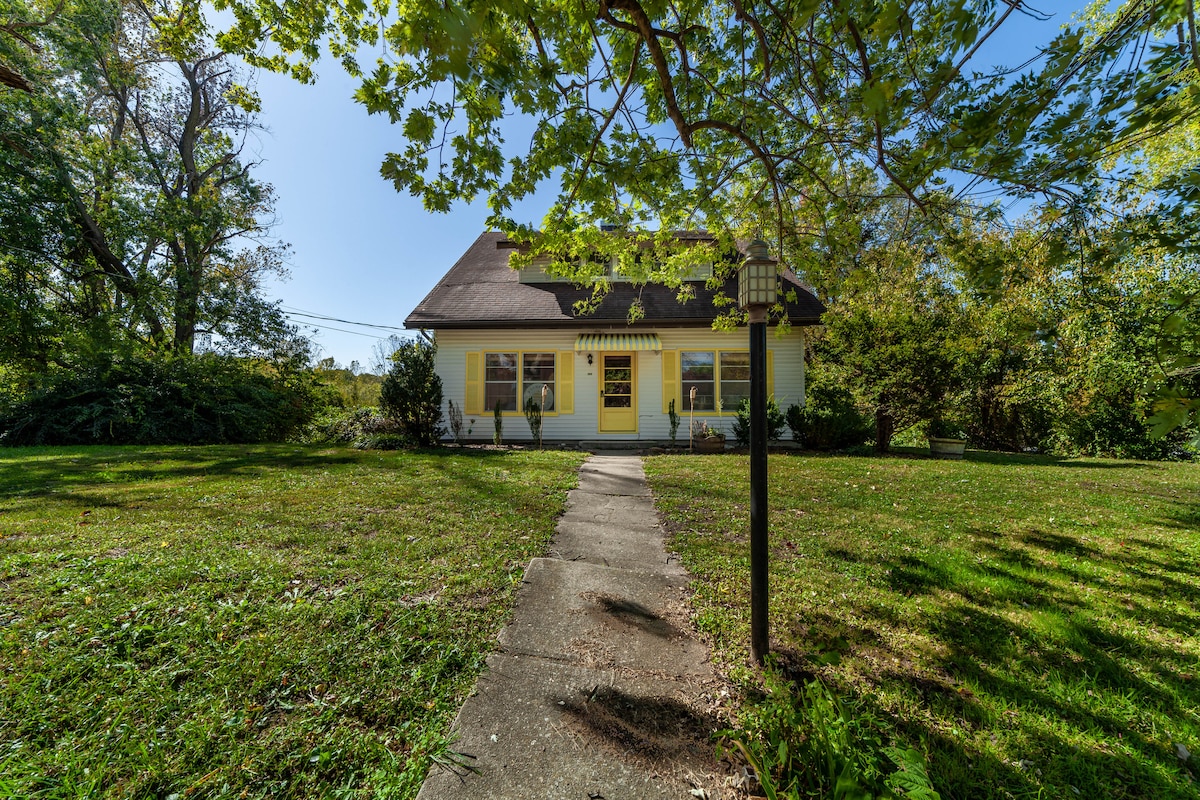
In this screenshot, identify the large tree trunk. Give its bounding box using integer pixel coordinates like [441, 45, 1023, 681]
[874, 407, 894, 453]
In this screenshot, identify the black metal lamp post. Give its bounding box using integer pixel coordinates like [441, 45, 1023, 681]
[738, 239, 776, 665]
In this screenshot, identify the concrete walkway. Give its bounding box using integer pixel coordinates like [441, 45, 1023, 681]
[416, 454, 729, 800]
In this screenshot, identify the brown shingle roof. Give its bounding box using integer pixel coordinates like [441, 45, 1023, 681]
[404, 231, 826, 329]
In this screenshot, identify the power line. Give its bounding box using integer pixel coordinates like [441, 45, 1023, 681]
[287, 318, 398, 338]
[280, 306, 408, 333]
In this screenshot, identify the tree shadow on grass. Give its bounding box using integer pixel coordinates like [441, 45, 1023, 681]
[776, 526, 1200, 799]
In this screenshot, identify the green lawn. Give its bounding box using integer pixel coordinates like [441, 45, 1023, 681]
[0, 445, 585, 799]
[644, 450, 1200, 799]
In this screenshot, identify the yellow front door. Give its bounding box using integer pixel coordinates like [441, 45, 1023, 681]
[599, 353, 637, 433]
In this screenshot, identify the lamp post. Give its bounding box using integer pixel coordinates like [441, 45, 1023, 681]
[739, 239, 776, 666]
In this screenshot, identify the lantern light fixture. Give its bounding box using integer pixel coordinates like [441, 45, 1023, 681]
[738, 239, 777, 312]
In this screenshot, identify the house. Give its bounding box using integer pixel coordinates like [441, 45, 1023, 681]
[403, 231, 826, 443]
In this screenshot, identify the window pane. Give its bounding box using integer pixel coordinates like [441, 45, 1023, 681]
[721, 381, 750, 411]
[719, 352, 750, 410]
[485, 383, 517, 412]
[681, 352, 714, 380]
[485, 352, 517, 411]
[485, 352, 517, 382]
[682, 352, 715, 411]
[522, 353, 555, 411]
[720, 352, 750, 382]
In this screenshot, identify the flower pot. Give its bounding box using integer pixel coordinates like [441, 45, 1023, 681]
[929, 437, 967, 460]
[694, 436, 726, 454]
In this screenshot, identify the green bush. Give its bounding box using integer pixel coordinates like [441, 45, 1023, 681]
[299, 406, 397, 446]
[379, 339, 444, 446]
[0, 354, 327, 446]
[786, 384, 873, 451]
[732, 396, 787, 446]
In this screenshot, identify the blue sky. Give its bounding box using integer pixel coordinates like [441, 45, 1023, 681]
[247, 1, 1084, 371]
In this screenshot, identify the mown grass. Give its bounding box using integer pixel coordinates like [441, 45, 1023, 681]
[0, 444, 585, 799]
[644, 450, 1200, 799]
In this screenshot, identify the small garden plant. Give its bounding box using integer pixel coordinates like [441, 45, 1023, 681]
[668, 399, 680, 446]
[523, 391, 544, 449]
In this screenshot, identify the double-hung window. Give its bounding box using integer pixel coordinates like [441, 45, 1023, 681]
[484, 352, 556, 412]
[680, 350, 750, 412]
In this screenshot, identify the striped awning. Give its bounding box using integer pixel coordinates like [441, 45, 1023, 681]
[574, 333, 661, 352]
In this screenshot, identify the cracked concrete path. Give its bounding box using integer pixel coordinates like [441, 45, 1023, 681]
[416, 454, 729, 800]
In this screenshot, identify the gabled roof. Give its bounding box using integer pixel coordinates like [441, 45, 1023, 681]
[404, 231, 826, 329]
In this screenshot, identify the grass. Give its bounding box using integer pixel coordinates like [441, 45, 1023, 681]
[0, 444, 585, 799]
[644, 449, 1200, 799]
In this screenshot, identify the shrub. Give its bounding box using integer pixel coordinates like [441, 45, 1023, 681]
[0, 354, 327, 446]
[786, 384, 872, 451]
[299, 406, 396, 446]
[732, 396, 787, 446]
[493, 400, 503, 445]
[668, 399, 680, 446]
[379, 339, 444, 446]
[523, 395, 544, 447]
[448, 398, 464, 443]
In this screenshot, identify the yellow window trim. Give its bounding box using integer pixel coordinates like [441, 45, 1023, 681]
[677, 348, 775, 416]
[480, 350, 563, 417]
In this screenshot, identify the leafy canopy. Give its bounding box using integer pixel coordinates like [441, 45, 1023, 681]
[214, 0, 1199, 266]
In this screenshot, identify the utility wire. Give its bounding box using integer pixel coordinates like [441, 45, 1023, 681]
[285, 317, 402, 338]
[280, 305, 408, 333]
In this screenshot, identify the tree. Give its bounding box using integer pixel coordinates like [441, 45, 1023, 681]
[213, 0, 1197, 259]
[0, 0, 300, 387]
[379, 339, 444, 446]
[212, 0, 1200, 432]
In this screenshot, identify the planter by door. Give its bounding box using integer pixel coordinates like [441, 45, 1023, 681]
[694, 436, 726, 454]
[929, 437, 967, 459]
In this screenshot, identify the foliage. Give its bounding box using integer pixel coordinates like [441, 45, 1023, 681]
[927, 417, 967, 441]
[945, 215, 1200, 459]
[379, 339, 444, 447]
[0, 354, 326, 446]
[523, 396, 543, 448]
[731, 396, 786, 447]
[0, 444, 585, 797]
[353, 432, 409, 450]
[0, 0, 301, 378]
[724, 668, 939, 800]
[493, 400, 503, 446]
[819, 296, 962, 454]
[298, 406, 396, 447]
[691, 419, 724, 440]
[786, 385, 873, 452]
[668, 399, 680, 446]
[645, 452, 1200, 799]
[215, 0, 1199, 282]
[314, 358, 383, 407]
[447, 398, 463, 443]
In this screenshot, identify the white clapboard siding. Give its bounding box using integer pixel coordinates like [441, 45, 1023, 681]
[435, 326, 806, 442]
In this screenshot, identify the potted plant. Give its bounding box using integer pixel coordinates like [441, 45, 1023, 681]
[691, 419, 727, 453]
[928, 416, 968, 459]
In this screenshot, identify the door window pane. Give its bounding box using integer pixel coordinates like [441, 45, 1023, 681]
[603, 355, 633, 408]
[681, 351, 715, 411]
